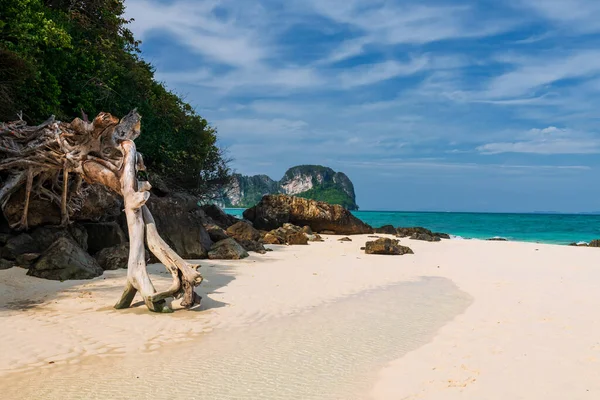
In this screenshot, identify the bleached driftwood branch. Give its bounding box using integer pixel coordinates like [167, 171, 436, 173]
[0, 110, 203, 312]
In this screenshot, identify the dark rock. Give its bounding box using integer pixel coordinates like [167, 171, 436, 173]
[243, 195, 372, 235]
[301, 226, 313, 235]
[396, 226, 435, 238]
[3, 234, 39, 260]
[4, 184, 121, 228]
[375, 225, 396, 235]
[227, 221, 261, 242]
[208, 238, 249, 260]
[338, 237, 352, 242]
[146, 194, 213, 259]
[28, 237, 103, 280]
[94, 244, 129, 270]
[226, 221, 266, 253]
[0, 259, 14, 270]
[30, 224, 88, 253]
[434, 232, 451, 239]
[73, 184, 122, 222]
[200, 204, 239, 229]
[0, 233, 13, 246]
[589, 239, 600, 248]
[4, 188, 62, 227]
[205, 224, 229, 242]
[410, 233, 441, 242]
[82, 221, 127, 254]
[364, 238, 414, 255]
[486, 237, 508, 241]
[360, 246, 366, 250]
[15, 253, 40, 267]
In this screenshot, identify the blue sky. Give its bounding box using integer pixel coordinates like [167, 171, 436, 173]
[125, 0, 600, 212]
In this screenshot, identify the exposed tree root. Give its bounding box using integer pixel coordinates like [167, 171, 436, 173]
[0, 110, 203, 312]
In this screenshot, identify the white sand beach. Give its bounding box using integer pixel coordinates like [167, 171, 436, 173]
[1, 235, 600, 399]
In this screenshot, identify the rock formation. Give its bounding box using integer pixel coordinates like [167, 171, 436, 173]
[364, 238, 414, 255]
[243, 195, 372, 234]
[220, 165, 359, 210]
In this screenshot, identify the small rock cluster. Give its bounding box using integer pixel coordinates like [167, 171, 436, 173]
[363, 238, 414, 255]
[569, 239, 600, 247]
[375, 225, 449, 242]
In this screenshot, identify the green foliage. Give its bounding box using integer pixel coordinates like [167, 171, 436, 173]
[295, 184, 358, 210]
[222, 174, 279, 208]
[0, 0, 229, 195]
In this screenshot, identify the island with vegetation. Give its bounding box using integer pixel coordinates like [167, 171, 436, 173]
[221, 165, 359, 210]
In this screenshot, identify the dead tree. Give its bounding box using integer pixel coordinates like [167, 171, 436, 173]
[0, 110, 203, 312]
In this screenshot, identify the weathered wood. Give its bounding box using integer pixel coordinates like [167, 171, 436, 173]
[0, 110, 203, 312]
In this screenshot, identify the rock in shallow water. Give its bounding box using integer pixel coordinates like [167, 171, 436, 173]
[364, 238, 414, 255]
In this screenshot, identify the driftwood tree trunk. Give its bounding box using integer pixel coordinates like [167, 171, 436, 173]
[0, 110, 203, 312]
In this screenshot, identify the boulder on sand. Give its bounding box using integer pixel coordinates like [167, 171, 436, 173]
[28, 237, 103, 280]
[146, 194, 213, 259]
[94, 243, 129, 270]
[364, 238, 413, 255]
[226, 221, 266, 254]
[243, 195, 372, 235]
[262, 223, 310, 245]
[208, 238, 249, 260]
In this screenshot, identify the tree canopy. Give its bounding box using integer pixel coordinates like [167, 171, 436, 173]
[0, 0, 229, 195]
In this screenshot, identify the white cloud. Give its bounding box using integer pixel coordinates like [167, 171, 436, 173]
[214, 118, 309, 139]
[477, 127, 600, 154]
[305, 1, 518, 63]
[125, 0, 269, 66]
[483, 50, 600, 99]
[518, 0, 600, 33]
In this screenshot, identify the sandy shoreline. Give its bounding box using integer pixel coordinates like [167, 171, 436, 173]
[1, 235, 600, 398]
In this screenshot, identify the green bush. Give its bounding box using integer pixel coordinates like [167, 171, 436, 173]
[0, 0, 230, 196]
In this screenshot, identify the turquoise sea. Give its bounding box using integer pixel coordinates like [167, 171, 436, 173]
[224, 209, 600, 245]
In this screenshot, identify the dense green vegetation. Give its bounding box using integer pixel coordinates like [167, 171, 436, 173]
[295, 185, 358, 210]
[0, 0, 229, 196]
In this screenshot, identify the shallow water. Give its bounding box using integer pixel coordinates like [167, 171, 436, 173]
[226, 208, 600, 244]
[0, 277, 471, 400]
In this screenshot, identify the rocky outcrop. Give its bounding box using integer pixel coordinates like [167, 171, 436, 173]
[82, 221, 126, 254]
[364, 238, 413, 255]
[243, 195, 372, 235]
[208, 238, 249, 260]
[146, 194, 213, 259]
[374, 225, 397, 235]
[94, 244, 129, 270]
[589, 240, 600, 247]
[200, 204, 239, 229]
[410, 233, 441, 242]
[4, 184, 122, 228]
[28, 237, 103, 280]
[226, 221, 266, 253]
[220, 165, 359, 210]
[395, 227, 448, 242]
[262, 223, 310, 245]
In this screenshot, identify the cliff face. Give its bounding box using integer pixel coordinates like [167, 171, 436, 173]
[220, 165, 359, 210]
